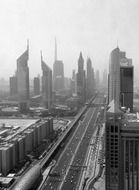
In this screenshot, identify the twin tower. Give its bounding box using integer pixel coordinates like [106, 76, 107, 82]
[14, 40, 64, 113]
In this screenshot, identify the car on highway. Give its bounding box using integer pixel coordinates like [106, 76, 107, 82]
[103, 163, 105, 167]
[49, 171, 61, 177]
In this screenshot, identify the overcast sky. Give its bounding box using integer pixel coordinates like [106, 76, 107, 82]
[0, 0, 139, 80]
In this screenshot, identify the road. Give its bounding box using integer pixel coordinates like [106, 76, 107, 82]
[86, 120, 105, 190]
[41, 96, 104, 190]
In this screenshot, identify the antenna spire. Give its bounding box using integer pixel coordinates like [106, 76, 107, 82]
[55, 37, 57, 61]
[40, 50, 43, 62]
[117, 40, 119, 48]
[27, 39, 29, 51]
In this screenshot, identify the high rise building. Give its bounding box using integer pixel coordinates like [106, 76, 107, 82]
[106, 100, 139, 190]
[41, 53, 52, 110]
[76, 52, 86, 103]
[108, 47, 121, 106]
[86, 57, 95, 99]
[64, 77, 70, 89]
[120, 52, 133, 111]
[9, 75, 17, 97]
[53, 38, 64, 91]
[106, 100, 123, 190]
[95, 69, 100, 90]
[17, 43, 29, 113]
[106, 47, 135, 190]
[70, 70, 76, 95]
[102, 69, 107, 88]
[108, 47, 134, 111]
[33, 76, 40, 95]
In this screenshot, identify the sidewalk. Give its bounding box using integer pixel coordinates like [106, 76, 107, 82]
[94, 173, 105, 190]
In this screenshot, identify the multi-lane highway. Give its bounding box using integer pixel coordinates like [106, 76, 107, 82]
[41, 96, 104, 190]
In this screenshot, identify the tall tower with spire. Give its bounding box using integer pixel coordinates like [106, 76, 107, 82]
[41, 51, 52, 109]
[17, 41, 29, 113]
[86, 57, 95, 99]
[55, 37, 57, 61]
[53, 38, 64, 91]
[76, 52, 86, 104]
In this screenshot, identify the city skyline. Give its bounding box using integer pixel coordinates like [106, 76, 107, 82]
[0, 0, 139, 81]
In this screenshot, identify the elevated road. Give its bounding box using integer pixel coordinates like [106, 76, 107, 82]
[10, 96, 96, 190]
[60, 97, 103, 190]
[41, 96, 104, 190]
[40, 96, 96, 168]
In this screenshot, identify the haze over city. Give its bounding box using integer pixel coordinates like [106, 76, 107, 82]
[0, 0, 139, 80]
[0, 0, 139, 189]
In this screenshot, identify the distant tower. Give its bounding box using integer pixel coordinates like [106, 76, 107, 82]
[9, 73, 17, 98]
[70, 70, 76, 94]
[55, 37, 57, 61]
[17, 41, 29, 113]
[95, 69, 100, 90]
[86, 57, 95, 99]
[102, 69, 107, 88]
[33, 76, 40, 95]
[53, 38, 64, 91]
[41, 52, 52, 109]
[76, 52, 86, 103]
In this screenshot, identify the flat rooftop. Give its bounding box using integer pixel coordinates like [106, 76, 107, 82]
[0, 119, 38, 129]
[0, 118, 39, 141]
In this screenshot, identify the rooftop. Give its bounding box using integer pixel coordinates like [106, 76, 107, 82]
[122, 112, 139, 127]
[0, 118, 39, 141]
[107, 100, 121, 114]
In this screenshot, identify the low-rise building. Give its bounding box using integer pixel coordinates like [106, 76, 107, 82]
[0, 118, 53, 176]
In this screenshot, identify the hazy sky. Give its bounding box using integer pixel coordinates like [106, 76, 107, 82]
[0, 0, 139, 80]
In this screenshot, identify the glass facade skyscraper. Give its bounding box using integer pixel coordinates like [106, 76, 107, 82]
[17, 45, 29, 113]
[41, 54, 52, 110]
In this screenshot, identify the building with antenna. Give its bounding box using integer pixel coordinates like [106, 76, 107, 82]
[17, 41, 29, 113]
[53, 38, 64, 91]
[41, 52, 52, 110]
[86, 57, 95, 99]
[76, 52, 86, 104]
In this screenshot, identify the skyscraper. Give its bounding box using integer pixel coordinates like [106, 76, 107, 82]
[9, 74, 17, 97]
[95, 69, 100, 90]
[70, 70, 76, 95]
[33, 76, 40, 95]
[102, 69, 107, 88]
[106, 100, 123, 190]
[106, 47, 135, 190]
[86, 57, 95, 99]
[120, 52, 133, 111]
[106, 100, 139, 190]
[76, 52, 86, 103]
[53, 38, 64, 91]
[41, 52, 52, 110]
[17, 42, 29, 113]
[108, 47, 134, 111]
[108, 47, 120, 106]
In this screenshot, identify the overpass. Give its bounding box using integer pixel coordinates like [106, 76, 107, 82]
[39, 95, 96, 168]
